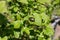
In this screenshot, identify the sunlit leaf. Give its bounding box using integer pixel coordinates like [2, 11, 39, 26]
[22, 27, 30, 35]
[2, 36, 8, 40]
[17, 0, 28, 4]
[7, 0, 12, 2]
[13, 7, 19, 12]
[16, 14, 21, 20]
[0, 1, 7, 13]
[0, 37, 1, 40]
[38, 32, 45, 40]
[43, 25, 54, 36]
[13, 20, 20, 28]
[14, 31, 20, 38]
[33, 13, 41, 26]
[39, 5, 46, 13]
[41, 13, 50, 24]
[53, 0, 60, 4]
[38, 0, 51, 4]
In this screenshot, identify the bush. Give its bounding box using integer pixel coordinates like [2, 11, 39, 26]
[0, 0, 59, 40]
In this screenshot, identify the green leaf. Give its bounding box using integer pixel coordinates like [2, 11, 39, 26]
[28, 0, 34, 1]
[2, 36, 8, 40]
[29, 35, 34, 39]
[13, 7, 19, 12]
[17, 0, 28, 4]
[33, 13, 41, 26]
[39, 5, 46, 13]
[20, 12, 25, 17]
[0, 37, 1, 40]
[14, 31, 20, 38]
[0, 1, 7, 13]
[38, 0, 51, 4]
[7, 0, 12, 2]
[38, 32, 45, 40]
[41, 13, 50, 24]
[53, 0, 60, 5]
[13, 20, 20, 28]
[16, 14, 21, 20]
[24, 15, 29, 20]
[47, 38, 51, 40]
[22, 27, 30, 35]
[43, 25, 54, 36]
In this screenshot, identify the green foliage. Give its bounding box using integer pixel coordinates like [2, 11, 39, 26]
[0, 1, 7, 13]
[38, 0, 51, 4]
[17, 0, 28, 4]
[0, 0, 59, 40]
[12, 20, 20, 28]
